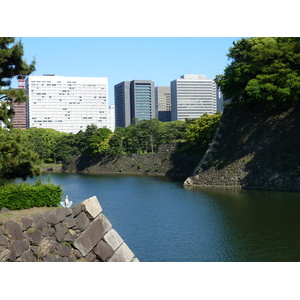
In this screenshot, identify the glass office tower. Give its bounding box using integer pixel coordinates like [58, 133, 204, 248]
[114, 80, 156, 127]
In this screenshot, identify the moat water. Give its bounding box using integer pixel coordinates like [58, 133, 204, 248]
[15, 173, 300, 262]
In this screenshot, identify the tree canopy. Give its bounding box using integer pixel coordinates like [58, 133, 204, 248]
[0, 129, 40, 180]
[216, 37, 300, 107]
[0, 37, 35, 128]
[0, 38, 38, 180]
[186, 114, 221, 149]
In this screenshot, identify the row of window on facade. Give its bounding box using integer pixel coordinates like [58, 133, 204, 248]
[11, 74, 222, 133]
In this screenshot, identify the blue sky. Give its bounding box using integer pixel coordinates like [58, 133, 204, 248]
[15, 37, 240, 105]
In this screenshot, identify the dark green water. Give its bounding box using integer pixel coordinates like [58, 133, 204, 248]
[13, 173, 300, 262]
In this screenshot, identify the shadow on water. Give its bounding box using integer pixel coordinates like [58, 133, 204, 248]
[185, 186, 300, 261]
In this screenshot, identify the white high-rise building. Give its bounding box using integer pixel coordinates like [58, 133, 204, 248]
[108, 105, 115, 132]
[26, 75, 108, 133]
[171, 74, 217, 121]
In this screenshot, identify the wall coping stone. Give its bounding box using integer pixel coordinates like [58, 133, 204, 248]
[108, 242, 135, 262]
[103, 229, 123, 251]
[81, 196, 103, 219]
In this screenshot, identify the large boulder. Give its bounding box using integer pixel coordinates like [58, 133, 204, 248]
[3, 221, 24, 240]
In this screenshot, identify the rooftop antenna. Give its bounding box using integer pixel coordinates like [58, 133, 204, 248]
[190, 69, 193, 74]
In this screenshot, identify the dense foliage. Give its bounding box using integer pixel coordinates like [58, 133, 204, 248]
[0, 180, 62, 210]
[0, 37, 35, 128]
[0, 37, 38, 180]
[109, 119, 187, 155]
[216, 37, 300, 107]
[39, 119, 188, 161]
[0, 114, 221, 177]
[23, 128, 67, 163]
[0, 128, 40, 180]
[186, 114, 222, 148]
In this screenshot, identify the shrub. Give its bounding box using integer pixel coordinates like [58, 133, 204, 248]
[0, 182, 62, 210]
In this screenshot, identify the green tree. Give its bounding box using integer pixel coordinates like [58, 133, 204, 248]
[138, 119, 161, 153]
[160, 120, 187, 142]
[186, 114, 221, 149]
[87, 128, 113, 154]
[123, 124, 143, 153]
[0, 129, 40, 180]
[75, 124, 100, 154]
[216, 37, 300, 107]
[96, 133, 113, 154]
[109, 127, 127, 155]
[53, 134, 81, 163]
[108, 120, 188, 155]
[24, 128, 66, 162]
[0, 37, 35, 128]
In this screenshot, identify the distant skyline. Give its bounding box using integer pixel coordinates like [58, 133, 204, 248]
[13, 37, 240, 105]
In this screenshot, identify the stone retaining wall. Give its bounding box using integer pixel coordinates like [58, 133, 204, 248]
[64, 143, 200, 177]
[0, 196, 139, 262]
[184, 105, 300, 191]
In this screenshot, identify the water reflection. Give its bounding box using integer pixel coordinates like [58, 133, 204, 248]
[186, 187, 300, 261]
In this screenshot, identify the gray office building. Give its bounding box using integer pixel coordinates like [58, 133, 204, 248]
[114, 80, 156, 127]
[155, 86, 171, 122]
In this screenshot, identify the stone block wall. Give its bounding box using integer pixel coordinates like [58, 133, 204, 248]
[184, 105, 300, 191]
[64, 142, 200, 177]
[0, 196, 139, 262]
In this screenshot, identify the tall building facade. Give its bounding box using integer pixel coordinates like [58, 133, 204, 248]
[12, 101, 27, 129]
[12, 75, 27, 129]
[155, 86, 171, 122]
[171, 74, 217, 121]
[26, 75, 108, 133]
[114, 80, 156, 127]
[114, 81, 131, 128]
[130, 80, 156, 121]
[108, 105, 115, 132]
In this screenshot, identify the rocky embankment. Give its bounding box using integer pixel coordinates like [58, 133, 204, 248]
[63, 143, 200, 178]
[185, 104, 300, 191]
